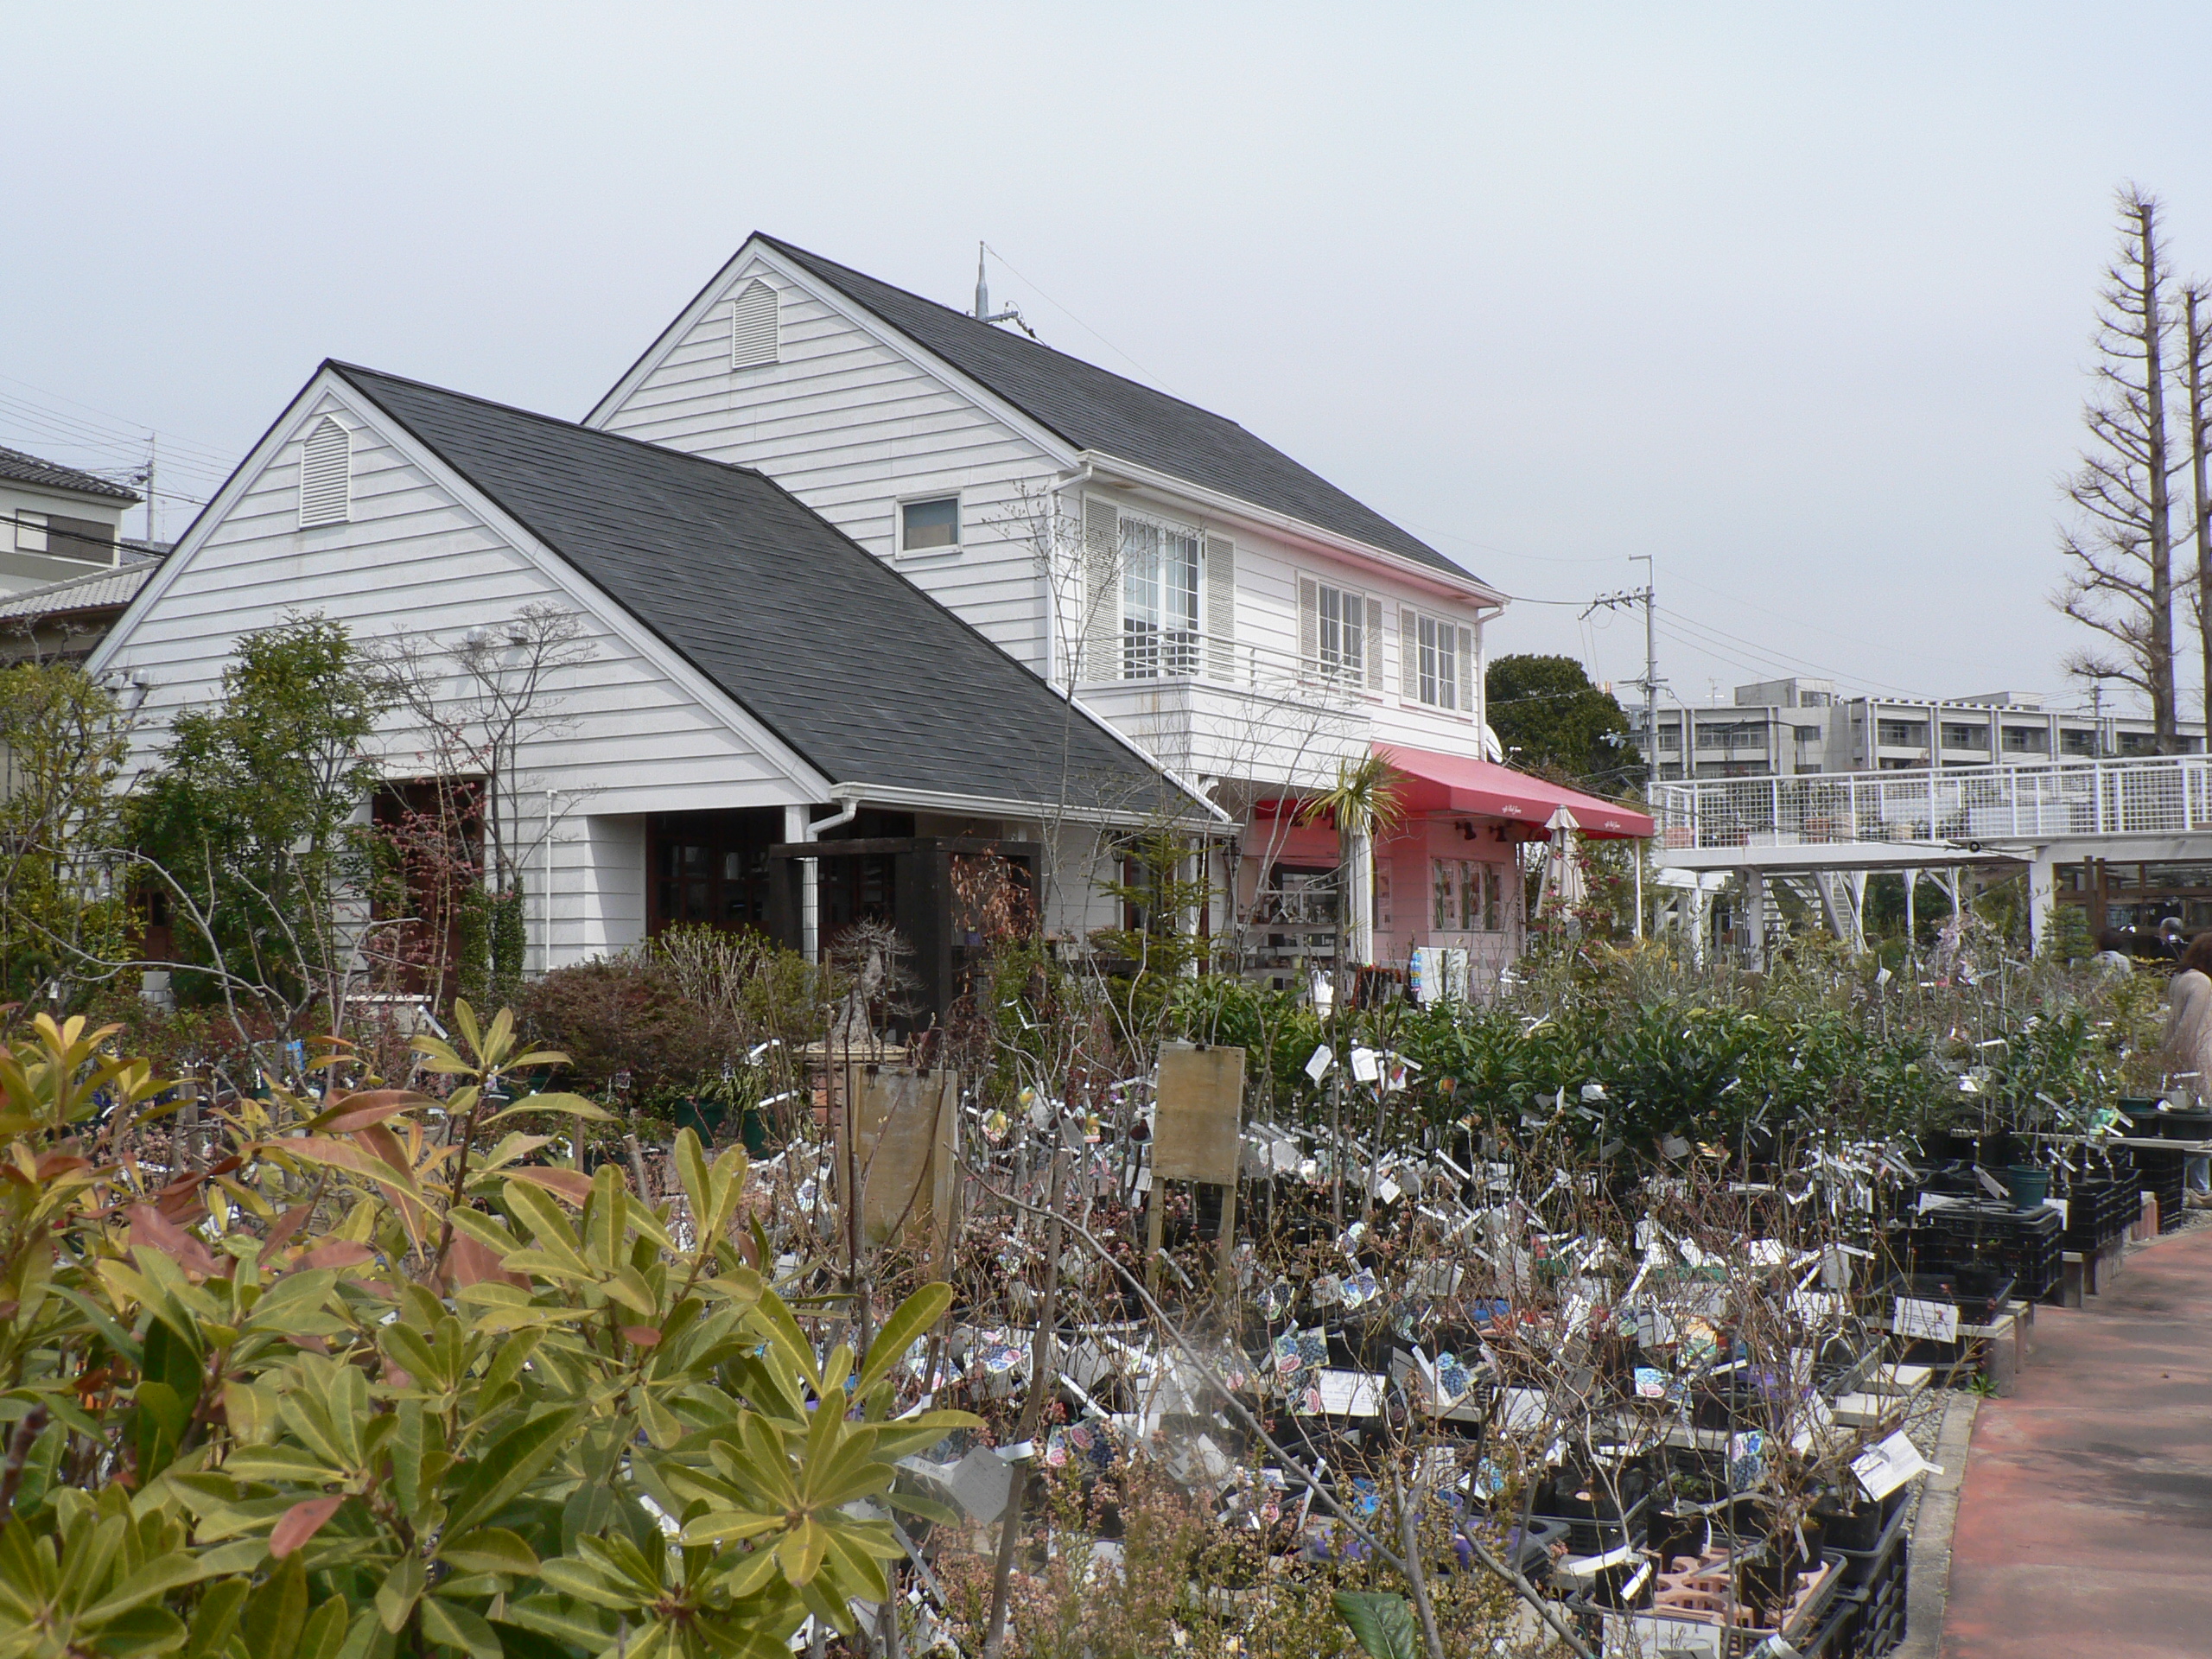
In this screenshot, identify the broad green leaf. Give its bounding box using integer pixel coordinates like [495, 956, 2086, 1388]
[855, 1281, 951, 1397]
[442, 1407, 582, 1541]
[181, 1578, 247, 1659]
[243, 1553, 311, 1656]
[296, 1596, 350, 1659]
[419, 1594, 503, 1659]
[536, 1558, 637, 1611]
[436, 1529, 538, 1576]
[486, 1092, 613, 1125]
[1332, 1591, 1420, 1659]
[374, 1550, 423, 1634]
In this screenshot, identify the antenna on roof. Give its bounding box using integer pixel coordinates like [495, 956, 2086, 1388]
[972, 243, 1036, 336]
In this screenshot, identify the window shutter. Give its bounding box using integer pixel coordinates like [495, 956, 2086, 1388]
[731, 279, 779, 369]
[1366, 597, 1384, 690]
[1400, 607, 1417, 702]
[299, 416, 351, 527]
[1458, 626, 1475, 716]
[1083, 497, 1120, 682]
[1204, 534, 1234, 679]
[1299, 577, 1319, 669]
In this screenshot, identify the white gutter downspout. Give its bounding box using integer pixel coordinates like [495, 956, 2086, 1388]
[799, 791, 862, 963]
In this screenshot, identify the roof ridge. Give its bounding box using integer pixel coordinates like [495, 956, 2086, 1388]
[753, 233, 1257, 433]
[329, 361, 775, 483]
[0, 442, 143, 502]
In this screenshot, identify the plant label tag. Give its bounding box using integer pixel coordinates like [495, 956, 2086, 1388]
[1497, 1386, 1547, 1433]
[1789, 1288, 1844, 1324]
[1306, 1369, 1383, 1417]
[1893, 1296, 1957, 1343]
[1305, 1045, 1335, 1083]
[1350, 1046, 1382, 1084]
[1852, 1428, 1936, 1501]
[1974, 1167, 2011, 1201]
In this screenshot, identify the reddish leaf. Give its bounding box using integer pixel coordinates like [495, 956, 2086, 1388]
[294, 1240, 377, 1272]
[444, 1233, 527, 1292]
[505, 1167, 593, 1206]
[32, 1154, 88, 1182]
[283, 1333, 330, 1353]
[270, 1494, 343, 1558]
[124, 1205, 219, 1280]
[620, 1325, 662, 1347]
[310, 1089, 430, 1135]
[264, 1204, 315, 1255]
[350, 1122, 415, 1179]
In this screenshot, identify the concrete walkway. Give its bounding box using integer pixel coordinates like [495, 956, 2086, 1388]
[1942, 1224, 2212, 1658]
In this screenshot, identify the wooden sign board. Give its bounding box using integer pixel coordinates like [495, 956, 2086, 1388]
[855, 1065, 960, 1257]
[1152, 1042, 1245, 1184]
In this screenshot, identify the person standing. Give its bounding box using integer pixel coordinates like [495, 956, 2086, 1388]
[2160, 931, 2212, 1207]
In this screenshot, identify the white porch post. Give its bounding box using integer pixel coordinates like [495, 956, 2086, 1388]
[1743, 868, 1768, 971]
[2027, 845, 2057, 955]
[1346, 830, 1376, 966]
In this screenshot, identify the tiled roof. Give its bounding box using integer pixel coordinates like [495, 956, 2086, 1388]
[335, 364, 1205, 819]
[0, 445, 140, 502]
[753, 237, 1478, 584]
[0, 557, 156, 622]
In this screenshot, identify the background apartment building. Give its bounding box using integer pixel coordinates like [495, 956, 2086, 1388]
[1640, 678, 2204, 781]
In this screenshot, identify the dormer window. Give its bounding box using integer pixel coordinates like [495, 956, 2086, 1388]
[298, 416, 351, 527]
[900, 495, 960, 553]
[731, 279, 779, 369]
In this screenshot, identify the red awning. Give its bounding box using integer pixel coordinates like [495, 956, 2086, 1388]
[1375, 743, 1655, 839]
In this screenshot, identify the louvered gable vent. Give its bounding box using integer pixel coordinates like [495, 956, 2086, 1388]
[731, 278, 779, 369]
[298, 416, 351, 527]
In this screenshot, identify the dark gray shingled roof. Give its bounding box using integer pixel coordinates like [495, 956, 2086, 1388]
[0, 445, 140, 502]
[333, 364, 1205, 819]
[753, 236, 1478, 584]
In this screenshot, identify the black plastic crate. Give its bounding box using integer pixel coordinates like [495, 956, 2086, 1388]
[1906, 1201, 2063, 1301]
[1828, 1493, 1909, 1589]
[1530, 1465, 1652, 1556]
[1887, 1267, 2017, 1328]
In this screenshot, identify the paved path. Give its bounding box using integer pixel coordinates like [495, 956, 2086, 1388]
[1942, 1225, 2212, 1658]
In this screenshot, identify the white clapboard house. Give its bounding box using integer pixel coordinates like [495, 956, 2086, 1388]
[87, 361, 1217, 1020]
[587, 236, 1649, 985]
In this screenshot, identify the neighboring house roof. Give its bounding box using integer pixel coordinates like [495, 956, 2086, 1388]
[0, 445, 140, 503]
[622, 235, 1478, 585]
[333, 364, 1208, 821]
[0, 556, 158, 624]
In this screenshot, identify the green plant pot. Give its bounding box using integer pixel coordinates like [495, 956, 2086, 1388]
[2005, 1164, 2051, 1211]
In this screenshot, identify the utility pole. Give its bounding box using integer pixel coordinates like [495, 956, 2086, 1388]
[1582, 559, 1663, 938]
[143, 434, 156, 547]
[1582, 558, 1662, 777]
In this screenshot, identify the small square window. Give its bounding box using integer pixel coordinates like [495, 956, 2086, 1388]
[14, 512, 47, 553]
[901, 497, 959, 552]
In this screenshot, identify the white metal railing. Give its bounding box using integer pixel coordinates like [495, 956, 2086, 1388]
[1658, 754, 2212, 850]
[1077, 631, 1367, 710]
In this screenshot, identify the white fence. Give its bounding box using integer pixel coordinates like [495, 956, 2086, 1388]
[1657, 755, 2212, 850]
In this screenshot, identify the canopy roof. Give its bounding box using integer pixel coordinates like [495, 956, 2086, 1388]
[1376, 743, 1655, 839]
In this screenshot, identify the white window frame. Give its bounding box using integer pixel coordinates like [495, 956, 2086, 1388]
[896, 492, 963, 558]
[1431, 857, 1504, 933]
[1119, 512, 1203, 680]
[1403, 606, 1476, 716]
[1312, 579, 1368, 683]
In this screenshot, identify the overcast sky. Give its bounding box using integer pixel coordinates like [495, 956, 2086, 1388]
[10, 3, 2212, 718]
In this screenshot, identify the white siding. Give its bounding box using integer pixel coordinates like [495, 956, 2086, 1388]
[1071, 482, 1497, 790]
[594, 260, 1061, 672]
[100, 391, 817, 969]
